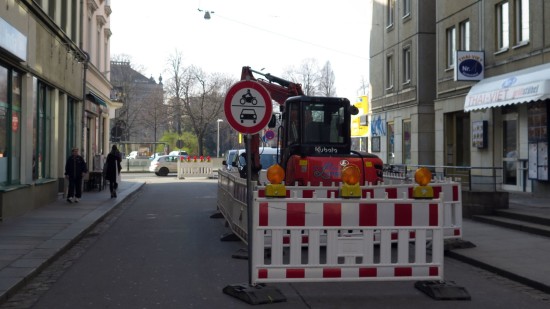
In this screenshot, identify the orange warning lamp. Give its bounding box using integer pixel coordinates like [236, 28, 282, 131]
[413, 167, 434, 199]
[265, 164, 286, 197]
[340, 164, 361, 198]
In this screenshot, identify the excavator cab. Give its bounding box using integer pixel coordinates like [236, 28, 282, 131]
[281, 96, 352, 161]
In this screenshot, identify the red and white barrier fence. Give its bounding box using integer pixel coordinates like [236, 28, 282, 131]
[257, 179, 462, 239]
[217, 170, 462, 245]
[251, 192, 445, 283]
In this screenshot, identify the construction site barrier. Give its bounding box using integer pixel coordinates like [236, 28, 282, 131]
[257, 180, 462, 239]
[251, 191, 444, 284]
[217, 170, 462, 243]
[177, 160, 215, 179]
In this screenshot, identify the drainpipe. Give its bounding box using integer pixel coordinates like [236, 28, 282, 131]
[82, 52, 89, 158]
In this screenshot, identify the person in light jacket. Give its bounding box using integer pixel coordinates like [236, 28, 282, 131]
[64, 147, 88, 203]
[104, 145, 122, 198]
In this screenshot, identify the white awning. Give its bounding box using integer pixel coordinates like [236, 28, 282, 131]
[464, 62, 550, 112]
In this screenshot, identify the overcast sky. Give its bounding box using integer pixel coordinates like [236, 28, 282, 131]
[110, 0, 372, 100]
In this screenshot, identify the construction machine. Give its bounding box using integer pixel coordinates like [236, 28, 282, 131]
[240, 66, 383, 186]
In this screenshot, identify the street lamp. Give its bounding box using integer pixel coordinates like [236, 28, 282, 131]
[217, 119, 224, 158]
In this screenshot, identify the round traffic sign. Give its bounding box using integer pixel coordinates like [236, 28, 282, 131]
[224, 80, 272, 134]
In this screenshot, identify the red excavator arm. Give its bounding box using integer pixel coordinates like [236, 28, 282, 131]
[241, 66, 304, 106]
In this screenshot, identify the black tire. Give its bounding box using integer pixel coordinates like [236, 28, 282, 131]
[159, 167, 169, 176]
[155, 172, 160, 176]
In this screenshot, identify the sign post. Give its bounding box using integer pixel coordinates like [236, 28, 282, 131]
[221, 81, 285, 304]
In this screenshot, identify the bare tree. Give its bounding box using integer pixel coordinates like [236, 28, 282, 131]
[283, 58, 320, 95]
[165, 50, 235, 155]
[318, 61, 336, 96]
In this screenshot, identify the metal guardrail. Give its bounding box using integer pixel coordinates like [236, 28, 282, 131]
[383, 164, 507, 192]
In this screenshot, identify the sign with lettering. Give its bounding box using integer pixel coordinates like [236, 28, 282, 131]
[455, 50, 484, 81]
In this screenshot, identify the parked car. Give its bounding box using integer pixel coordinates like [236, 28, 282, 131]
[222, 149, 238, 171]
[148, 155, 182, 176]
[169, 150, 189, 159]
[228, 147, 280, 183]
[126, 151, 138, 159]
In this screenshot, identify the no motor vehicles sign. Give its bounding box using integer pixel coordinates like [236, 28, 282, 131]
[224, 80, 272, 134]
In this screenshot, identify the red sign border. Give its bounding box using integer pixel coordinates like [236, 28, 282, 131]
[224, 80, 272, 134]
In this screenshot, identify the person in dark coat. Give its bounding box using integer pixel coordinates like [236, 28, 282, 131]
[64, 147, 88, 203]
[105, 145, 122, 198]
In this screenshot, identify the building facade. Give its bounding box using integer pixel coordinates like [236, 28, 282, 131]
[369, 0, 437, 167]
[371, 0, 550, 196]
[0, 0, 114, 219]
[110, 61, 165, 155]
[436, 0, 550, 196]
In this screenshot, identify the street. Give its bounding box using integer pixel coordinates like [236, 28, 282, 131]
[1, 174, 548, 309]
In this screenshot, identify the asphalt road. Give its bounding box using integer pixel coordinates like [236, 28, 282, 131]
[8, 174, 549, 309]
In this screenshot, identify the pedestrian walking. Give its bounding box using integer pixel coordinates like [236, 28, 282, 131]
[104, 145, 122, 198]
[64, 147, 88, 203]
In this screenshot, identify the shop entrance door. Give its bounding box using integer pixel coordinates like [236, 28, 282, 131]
[502, 113, 519, 190]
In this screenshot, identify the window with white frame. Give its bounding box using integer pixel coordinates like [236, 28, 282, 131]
[403, 46, 411, 84]
[497, 1, 510, 50]
[403, 0, 411, 18]
[387, 0, 395, 27]
[386, 54, 394, 90]
[516, 0, 529, 44]
[446, 26, 456, 68]
[459, 20, 470, 51]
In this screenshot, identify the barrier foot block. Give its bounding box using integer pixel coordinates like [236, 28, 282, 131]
[231, 248, 249, 260]
[210, 211, 224, 219]
[223, 283, 286, 305]
[415, 280, 471, 300]
[220, 232, 240, 242]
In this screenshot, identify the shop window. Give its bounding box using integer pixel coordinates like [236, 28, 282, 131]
[527, 102, 548, 181]
[387, 122, 395, 164]
[403, 120, 411, 165]
[34, 80, 52, 180]
[0, 66, 22, 186]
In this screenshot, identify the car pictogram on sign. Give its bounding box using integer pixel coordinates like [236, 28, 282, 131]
[240, 109, 257, 123]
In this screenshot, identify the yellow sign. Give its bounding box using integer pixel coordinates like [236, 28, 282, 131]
[351, 95, 369, 137]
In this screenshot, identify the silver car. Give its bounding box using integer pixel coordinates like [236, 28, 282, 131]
[148, 155, 182, 176]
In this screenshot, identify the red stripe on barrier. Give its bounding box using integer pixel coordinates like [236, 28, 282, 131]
[409, 231, 416, 239]
[323, 203, 342, 226]
[362, 189, 374, 199]
[453, 185, 459, 201]
[433, 186, 442, 199]
[429, 204, 438, 226]
[429, 267, 439, 276]
[408, 187, 413, 198]
[359, 267, 377, 277]
[386, 188, 397, 199]
[259, 202, 269, 226]
[288, 203, 305, 226]
[323, 268, 342, 278]
[359, 203, 377, 226]
[302, 235, 309, 244]
[454, 228, 461, 236]
[258, 269, 268, 279]
[395, 267, 412, 277]
[303, 190, 314, 198]
[394, 204, 412, 226]
[258, 189, 265, 197]
[287, 268, 305, 278]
